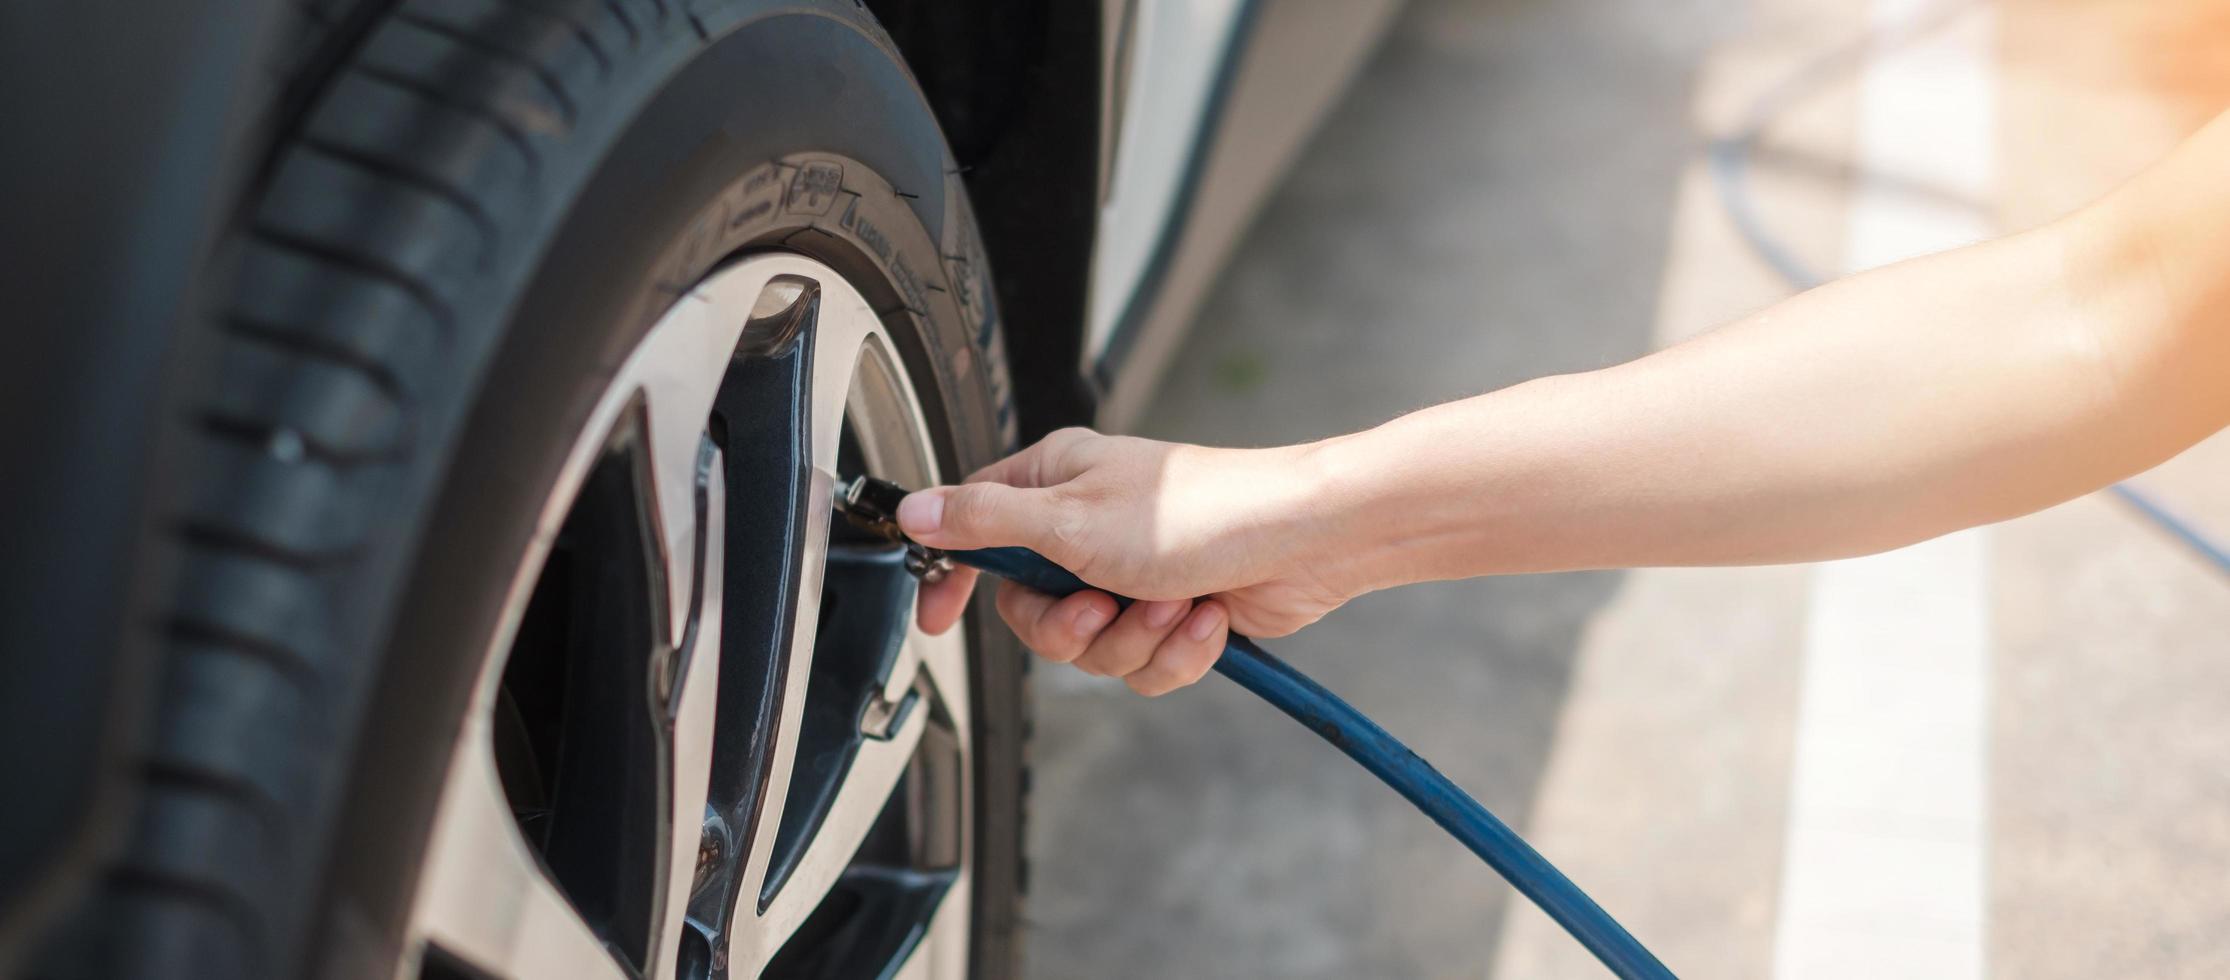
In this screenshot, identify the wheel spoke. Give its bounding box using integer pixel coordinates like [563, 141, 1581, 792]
[719, 276, 935, 974]
[721, 461, 832, 963]
[412, 743, 632, 980]
[729, 698, 930, 976]
[620, 274, 740, 977]
[627, 291, 748, 642]
[721, 263, 871, 913]
[806, 284, 880, 477]
[886, 873, 973, 980]
[647, 444, 724, 978]
[908, 621, 973, 739]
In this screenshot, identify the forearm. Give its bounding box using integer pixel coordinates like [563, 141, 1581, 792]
[1305, 115, 2230, 589]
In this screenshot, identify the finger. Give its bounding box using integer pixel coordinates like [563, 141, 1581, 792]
[1126, 601, 1227, 697]
[898, 481, 1069, 554]
[1072, 598, 1189, 678]
[993, 580, 1114, 664]
[914, 565, 978, 635]
[964, 426, 1099, 489]
[960, 445, 1046, 490]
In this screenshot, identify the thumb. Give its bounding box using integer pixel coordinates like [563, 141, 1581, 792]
[899, 482, 1062, 552]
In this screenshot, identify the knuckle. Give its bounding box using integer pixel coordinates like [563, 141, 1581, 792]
[1141, 650, 1185, 686]
[1180, 652, 1218, 686]
[1086, 635, 1150, 677]
[948, 485, 995, 526]
[1004, 619, 1047, 656]
[1028, 627, 1082, 664]
[995, 595, 1042, 633]
[1119, 642, 1158, 674]
[1136, 600, 1189, 640]
[996, 606, 1073, 663]
[1156, 635, 1218, 687]
[1044, 493, 1099, 570]
[1048, 425, 1099, 446]
[1033, 643, 1081, 665]
[1038, 630, 1088, 665]
[1039, 427, 1102, 478]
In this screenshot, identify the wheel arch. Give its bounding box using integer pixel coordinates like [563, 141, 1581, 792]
[868, 0, 1106, 444]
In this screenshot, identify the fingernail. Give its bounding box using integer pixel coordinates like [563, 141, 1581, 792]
[1145, 600, 1185, 630]
[897, 492, 943, 535]
[1072, 604, 1111, 637]
[1185, 604, 1224, 641]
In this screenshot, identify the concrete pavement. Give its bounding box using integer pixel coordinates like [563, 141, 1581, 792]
[1023, 1, 2230, 976]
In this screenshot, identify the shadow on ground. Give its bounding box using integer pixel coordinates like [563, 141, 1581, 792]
[1024, 0, 1740, 975]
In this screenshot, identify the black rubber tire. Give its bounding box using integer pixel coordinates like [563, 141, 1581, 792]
[37, 2, 1028, 978]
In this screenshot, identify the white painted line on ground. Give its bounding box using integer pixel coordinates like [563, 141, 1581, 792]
[1772, 2, 1997, 978]
[1776, 532, 1991, 978]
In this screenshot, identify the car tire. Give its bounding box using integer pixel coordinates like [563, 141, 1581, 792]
[36, 2, 1027, 978]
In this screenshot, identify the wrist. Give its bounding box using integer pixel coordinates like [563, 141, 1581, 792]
[1291, 402, 1536, 593]
[1286, 428, 1405, 599]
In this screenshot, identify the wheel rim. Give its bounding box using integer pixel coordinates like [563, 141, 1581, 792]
[406, 254, 973, 980]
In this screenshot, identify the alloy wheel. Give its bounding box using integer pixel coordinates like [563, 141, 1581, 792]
[404, 254, 973, 980]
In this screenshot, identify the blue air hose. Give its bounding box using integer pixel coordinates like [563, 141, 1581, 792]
[947, 545, 1678, 980]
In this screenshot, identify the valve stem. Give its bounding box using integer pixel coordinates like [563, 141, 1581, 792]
[833, 475, 952, 582]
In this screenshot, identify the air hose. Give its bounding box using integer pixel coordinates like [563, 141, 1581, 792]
[834, 477, 1677, 980]
[954, 545, 1677, 980]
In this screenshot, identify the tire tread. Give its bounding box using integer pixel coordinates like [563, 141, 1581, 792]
[60, 5, 632, 975]
[55, 3, 1032, 976]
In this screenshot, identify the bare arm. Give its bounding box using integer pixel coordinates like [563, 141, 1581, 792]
[900, 110, 2230, 694]
[1319, 110, 2230, 587]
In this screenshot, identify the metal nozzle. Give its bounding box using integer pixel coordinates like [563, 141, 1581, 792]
[834, 475, 952, 582]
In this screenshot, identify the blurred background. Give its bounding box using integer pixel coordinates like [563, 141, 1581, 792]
[1025, 0, 2230, 977]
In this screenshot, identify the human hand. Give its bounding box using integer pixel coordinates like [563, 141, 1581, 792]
[904, 428, 1355, 695]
